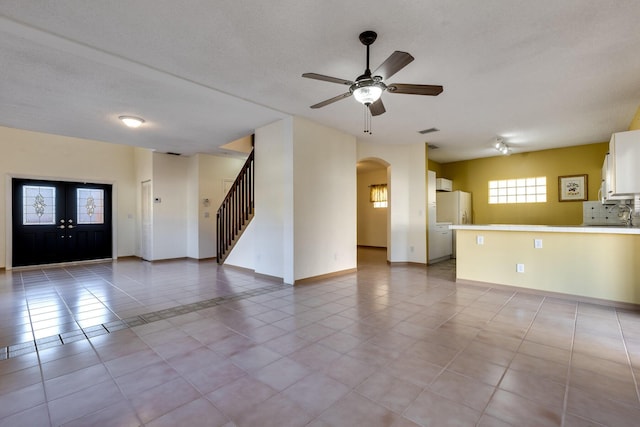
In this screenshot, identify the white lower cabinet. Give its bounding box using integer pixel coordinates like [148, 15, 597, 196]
[429, 222, 452, 262]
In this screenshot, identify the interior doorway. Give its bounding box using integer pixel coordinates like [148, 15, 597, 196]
[12, 178, 112, 267]
[356, 158, 390, 263]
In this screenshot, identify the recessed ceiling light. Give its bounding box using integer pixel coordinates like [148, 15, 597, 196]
[119, 116, 145, 128]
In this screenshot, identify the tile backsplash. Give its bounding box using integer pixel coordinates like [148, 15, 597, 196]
[582, 201, 633, 226]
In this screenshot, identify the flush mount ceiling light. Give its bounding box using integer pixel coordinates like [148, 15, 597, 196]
[119, 116, 145, 128]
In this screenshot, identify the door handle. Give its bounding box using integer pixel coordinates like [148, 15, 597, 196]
[67, 225, 75, 229]
[57, 225, 66, 229]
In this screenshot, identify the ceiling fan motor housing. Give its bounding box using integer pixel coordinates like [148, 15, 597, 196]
[359, 31, 378, 46]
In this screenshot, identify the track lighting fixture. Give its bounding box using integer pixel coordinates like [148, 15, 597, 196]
[494, 137, 511, 155]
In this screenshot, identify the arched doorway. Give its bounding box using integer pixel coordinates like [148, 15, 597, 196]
[356, 158, 390, 264]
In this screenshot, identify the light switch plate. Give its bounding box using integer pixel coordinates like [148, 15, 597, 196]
[477, 235, 484, 245]
[516, 264, 525, 273]
[534, 239, 543, 249]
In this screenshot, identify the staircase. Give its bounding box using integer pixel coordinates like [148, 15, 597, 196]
[216, 148, 254, 264]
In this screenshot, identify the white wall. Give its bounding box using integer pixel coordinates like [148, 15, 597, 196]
[225, 119, 287, 279]
[151, 153, 189, 260]
[0, 126, 137, 268]
[408, 143, 427, 263]
[134, 147, 153, 258]
[197, 154, 246, 259]
[226, 117, 357, 284]
[186, 155, 199, 259]
[357, 142, 427, 264]
[135, 149, 246, 262]
[357, 167, 387, 247]
[292, 117, 357, 281]
[0, 126, 254, 266]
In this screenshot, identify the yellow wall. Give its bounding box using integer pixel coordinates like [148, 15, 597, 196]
[439, 143, 609, 225]
[629, 106, 640, 131]
[427, 159, 442, 177]
[456, 229, 640, 304]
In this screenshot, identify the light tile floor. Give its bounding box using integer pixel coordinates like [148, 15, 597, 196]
[1, 248, 640, 426]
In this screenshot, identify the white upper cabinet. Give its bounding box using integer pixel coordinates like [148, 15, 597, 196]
[603, 130, 640, 200]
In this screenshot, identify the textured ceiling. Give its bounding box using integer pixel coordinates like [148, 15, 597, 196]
[1, 1, 640, 162]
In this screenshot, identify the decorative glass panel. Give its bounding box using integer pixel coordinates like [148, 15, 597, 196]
[77, 188, 104, 224]
[23, 185, 56, 225]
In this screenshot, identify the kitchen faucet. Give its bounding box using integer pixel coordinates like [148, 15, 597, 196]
[618, 203, 634, 226]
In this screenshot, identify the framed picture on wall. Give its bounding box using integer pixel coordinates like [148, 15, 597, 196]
[558, 174, 588, 201]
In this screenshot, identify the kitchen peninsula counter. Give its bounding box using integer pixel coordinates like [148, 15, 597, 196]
[451, 224, 640, 235]
[449, 224, 640, 306]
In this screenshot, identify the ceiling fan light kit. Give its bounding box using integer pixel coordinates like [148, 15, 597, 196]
[303, 30, 443, 133]
[352, 83, 384, 105]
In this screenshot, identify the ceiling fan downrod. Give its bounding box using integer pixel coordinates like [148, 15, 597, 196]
[359, 31, 377, 78]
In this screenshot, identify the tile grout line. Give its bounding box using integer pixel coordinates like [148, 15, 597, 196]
[0, 282, 289, 361]
[22, 270, 56, 427]
[559, 300, 579, 426]
[615, 309, 640, 406]
[471, 292, 546, 426]
[387, 286, 513, 424]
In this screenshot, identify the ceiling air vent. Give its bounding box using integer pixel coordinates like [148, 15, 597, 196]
[427, 144, 439, 150]
[165, 152, 181, 156]
[418, 127, 440, 135]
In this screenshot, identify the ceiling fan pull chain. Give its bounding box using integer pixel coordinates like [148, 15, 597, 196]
[363, 104, 373, 135]
[364, 104, 367, 134]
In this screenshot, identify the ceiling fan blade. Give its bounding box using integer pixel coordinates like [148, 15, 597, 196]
[387, 84, 443, 96]
[368, 99, 386, 116]
[302, 73, 353, 86]
[373, 51, 414, 80]
[310, 92, 352, 109]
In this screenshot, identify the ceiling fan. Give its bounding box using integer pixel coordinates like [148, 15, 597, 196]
[302, 30, 443, 118]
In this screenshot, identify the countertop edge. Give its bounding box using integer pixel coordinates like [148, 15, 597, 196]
[450, 224, 640, 235]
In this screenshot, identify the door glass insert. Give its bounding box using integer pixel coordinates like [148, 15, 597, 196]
[23, 185, 56, 225]
[77, 188, 104, 224]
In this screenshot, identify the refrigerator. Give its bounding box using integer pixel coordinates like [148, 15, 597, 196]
[436, 190, 472, 257]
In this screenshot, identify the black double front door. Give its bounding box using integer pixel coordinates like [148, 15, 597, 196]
[12, 178, 112, 267]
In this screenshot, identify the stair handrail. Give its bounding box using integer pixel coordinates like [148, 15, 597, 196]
[216, 149, 254, 263]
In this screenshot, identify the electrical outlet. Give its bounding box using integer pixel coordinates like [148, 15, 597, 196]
[534, 239, 543, 249]
[476, 235, 484, 245]
[516, 264, 525, 273]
